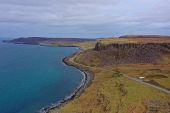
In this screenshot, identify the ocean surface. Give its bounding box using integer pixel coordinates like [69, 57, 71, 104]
[0, 41, 82, 113]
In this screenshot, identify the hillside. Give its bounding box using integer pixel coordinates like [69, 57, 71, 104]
[4, 37, 95, 48]
[50, 35, 170, 113]
[76, 36, 170, 66]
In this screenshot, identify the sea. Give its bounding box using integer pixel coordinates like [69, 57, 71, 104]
[0, 40, 82, 113]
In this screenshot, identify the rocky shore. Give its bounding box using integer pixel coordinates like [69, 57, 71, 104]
[3, 38, 93, 113]
[39, 53, 93, 113]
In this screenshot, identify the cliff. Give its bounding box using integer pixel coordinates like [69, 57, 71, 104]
[74, 42, 170, 66]
[94, 42, 170, 52]
[93, 42, 170, 64]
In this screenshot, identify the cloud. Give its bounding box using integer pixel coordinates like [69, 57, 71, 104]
[0, 0, 170, 37]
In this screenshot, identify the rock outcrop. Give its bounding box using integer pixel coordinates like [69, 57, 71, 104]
[77, 42, 170, 66]
[94, 42, 170, 52]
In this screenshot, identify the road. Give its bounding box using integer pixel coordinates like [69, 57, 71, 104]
[123, 74, 170, 94]
[70, 53, 170, 94]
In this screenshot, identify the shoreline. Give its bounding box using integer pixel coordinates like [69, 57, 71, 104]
[39, 53, 93, 113]
[2, 41, 93, 113]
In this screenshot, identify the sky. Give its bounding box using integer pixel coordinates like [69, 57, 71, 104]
[0, 0, 170, 38]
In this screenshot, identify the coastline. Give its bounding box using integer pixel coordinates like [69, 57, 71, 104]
[3, 37, 170, 113]
[3, 41, 93, 113]
[39, 52, 93, 113]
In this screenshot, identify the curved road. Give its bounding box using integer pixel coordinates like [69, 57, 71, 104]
[71, 53, 170, 94]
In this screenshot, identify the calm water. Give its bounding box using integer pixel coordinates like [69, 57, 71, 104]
[0, 41, 82, 113]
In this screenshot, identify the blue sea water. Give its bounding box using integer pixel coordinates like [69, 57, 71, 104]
[0, 41, 82, 113]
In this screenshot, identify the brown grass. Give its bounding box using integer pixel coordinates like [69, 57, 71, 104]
[50, 53, 170, 113]
[97, 36, 170, 44]
[51, 68, 170, 113]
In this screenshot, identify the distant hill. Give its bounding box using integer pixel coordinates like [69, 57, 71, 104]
[119, 35, 170, 38]
[4, 37, 95, 45]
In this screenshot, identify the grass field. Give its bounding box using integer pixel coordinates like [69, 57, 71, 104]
[104, 54, 170, 90]
[97, 36, 170, 44]
[50, 41, 96, 50]
[74, 41, 96, 50]
[51, 67, 170, 113]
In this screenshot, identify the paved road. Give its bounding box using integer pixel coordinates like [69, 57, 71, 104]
[71, 53, 170, 94]
[123, 75, 170, 94]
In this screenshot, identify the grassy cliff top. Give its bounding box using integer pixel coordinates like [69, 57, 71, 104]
[98, 35, 170, 44]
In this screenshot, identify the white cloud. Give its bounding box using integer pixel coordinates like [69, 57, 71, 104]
[0, 0, 170, 37]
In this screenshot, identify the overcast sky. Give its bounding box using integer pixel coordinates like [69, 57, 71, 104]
[0, 0, 170, 38]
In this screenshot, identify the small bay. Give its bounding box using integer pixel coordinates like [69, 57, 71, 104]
[0, 41, 82, 113]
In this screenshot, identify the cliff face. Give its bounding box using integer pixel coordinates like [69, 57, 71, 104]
[75, 42, 170, 66]
[94, 42, 170, 52]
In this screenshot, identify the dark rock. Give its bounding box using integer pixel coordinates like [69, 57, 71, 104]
[89, 42, 170, 65]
